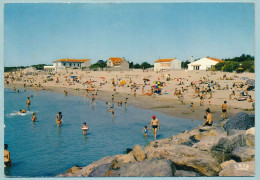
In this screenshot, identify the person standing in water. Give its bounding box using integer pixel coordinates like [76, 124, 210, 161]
[26, 97, 31, 109]
[56, 112, 63, 127]
[4, 144, 12, 167]
[149, 115, 160, 139]
[142, 125, 148, 138]
[81, 122, 89, 135]
[108, 107, 114, 118]
[92, 94, 95, 102]
[32, 112, 37, 122]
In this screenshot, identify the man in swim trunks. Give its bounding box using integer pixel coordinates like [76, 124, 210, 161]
[219, 101, 227, 121]
[56, 112, 63, 127]
[203, 108, 213, 126]
[32, 112, 37, 122]
[149, 115, 160, 139]
[108, 107, 114, 118]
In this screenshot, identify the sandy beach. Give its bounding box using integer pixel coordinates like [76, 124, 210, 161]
[5, 69, 255, 122]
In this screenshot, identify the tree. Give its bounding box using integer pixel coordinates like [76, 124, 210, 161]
[222, 61, 239, 72]
[133, 63, 140, 69]
[214, 62, 226, 71]
[140, 62, 152, 69]
[181, 60, 190, 69]
[241, 61, 254, 72]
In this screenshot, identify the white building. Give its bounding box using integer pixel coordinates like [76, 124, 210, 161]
[106, 57, 129, 70]
[187, 57, 224, 71]
[154, 58, 181, 71]
[44, 58, 91, 73]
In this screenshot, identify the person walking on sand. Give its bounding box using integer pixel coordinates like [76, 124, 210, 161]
[190, 102, 195, 112]
[219, 101, 227, 121]
[203, 108, 213, 126]
[56, 112, 63, 127]
[149, 115, 160, 139]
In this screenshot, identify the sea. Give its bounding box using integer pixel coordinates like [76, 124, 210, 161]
[4, 88, 201, 177]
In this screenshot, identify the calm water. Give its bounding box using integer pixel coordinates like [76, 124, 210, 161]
[4, 88, 201, 177]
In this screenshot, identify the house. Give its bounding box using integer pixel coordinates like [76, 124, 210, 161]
[106, 57, 129, 70]
[154, 58, 181, 71]
[44, 58, 91, 73]
[187, 57, 224, 71]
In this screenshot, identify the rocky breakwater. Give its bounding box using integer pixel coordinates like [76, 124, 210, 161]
[57, 112, 255, 177]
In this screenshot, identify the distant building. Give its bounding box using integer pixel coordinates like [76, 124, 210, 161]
[44, 58, 91, 73]
[106, 57, 129, 71]
[187, 57, 224, 71]
[154, 58, 181, 71]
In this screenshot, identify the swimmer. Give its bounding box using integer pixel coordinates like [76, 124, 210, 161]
[149, 115, 160, 139]
[64, 90, 67, 96]
[22, 109, 26, 113]
[4, 144, 12, 167]
[108, 107, 114, 118]
[124, 98, 128, 105]
[81, 122, 89, 135]
[56, 112, 63, 127]
[118, 101, 122, 107]
[32, 112, 37, 122]
[13, 87, 16, 92]
[17, 90, 19, 93]
[142, 125, 148, 138]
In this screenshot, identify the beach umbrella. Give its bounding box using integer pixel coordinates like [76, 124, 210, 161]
[246, 79, 255, 86]
[46, 76, 51, 78]
[153, 81, 161, 85]
[165, 74, 170, 77]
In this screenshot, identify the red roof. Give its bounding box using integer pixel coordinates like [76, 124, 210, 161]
[155, 59, 176, 63]
[109, 57, 124, 65]
[207, 57, 224, 63]
[54, 59, 90, 63]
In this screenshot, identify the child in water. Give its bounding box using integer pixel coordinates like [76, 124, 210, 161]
[81, 122, 89, 135]
[108, 107, 114, 118]
[142, 125, 148, 138]
[32, 112, 37, 122]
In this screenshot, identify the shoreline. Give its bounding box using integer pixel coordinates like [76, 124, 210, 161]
[5, 83, 253, 122]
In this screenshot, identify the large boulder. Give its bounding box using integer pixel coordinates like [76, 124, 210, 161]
[119, 158, 176, 177]
[231, 147, 255, 162]
[132, 144, 146, 162]
[224, 112, 254, 133]
[219, 161, 255, 176]
[192, 131, 246, 163]
[88, 163, 110, 177]
[145, 145, 221, 176]
[220, 160, 236, 169]
[66, 166, 82, 174]
[246, 127, 255, 147]
[175, 170, 199, 177]
[110, 152, 136, 170]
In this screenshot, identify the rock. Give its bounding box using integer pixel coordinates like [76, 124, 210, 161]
[66, 166, 82, 174]
[193, 131, 246, 163]
[132, 144, 146, 162]
[231, 147, 255, 162]
[68, 155, 119, 177]
[175, 170, 199, 177]
[220, 160, 236, 169]
[145, 145, 221, 176]
[88, 163, 110, 177]
[119, 158, 176, 177]
[246, 127, 255, 147]
[110, 153, 136, 170]
[227, 129, 246, 136]
[219, 161, 255, 176]
[224, 112, 254, 133]
[126, 148, 132, 153]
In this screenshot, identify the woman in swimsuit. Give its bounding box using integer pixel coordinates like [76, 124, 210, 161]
[4, 144, 12, 167]
[56, 112, 63, 127]
[149, 115, 160, 139]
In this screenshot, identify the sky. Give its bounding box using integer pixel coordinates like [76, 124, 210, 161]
[4, 3, 255, 66]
